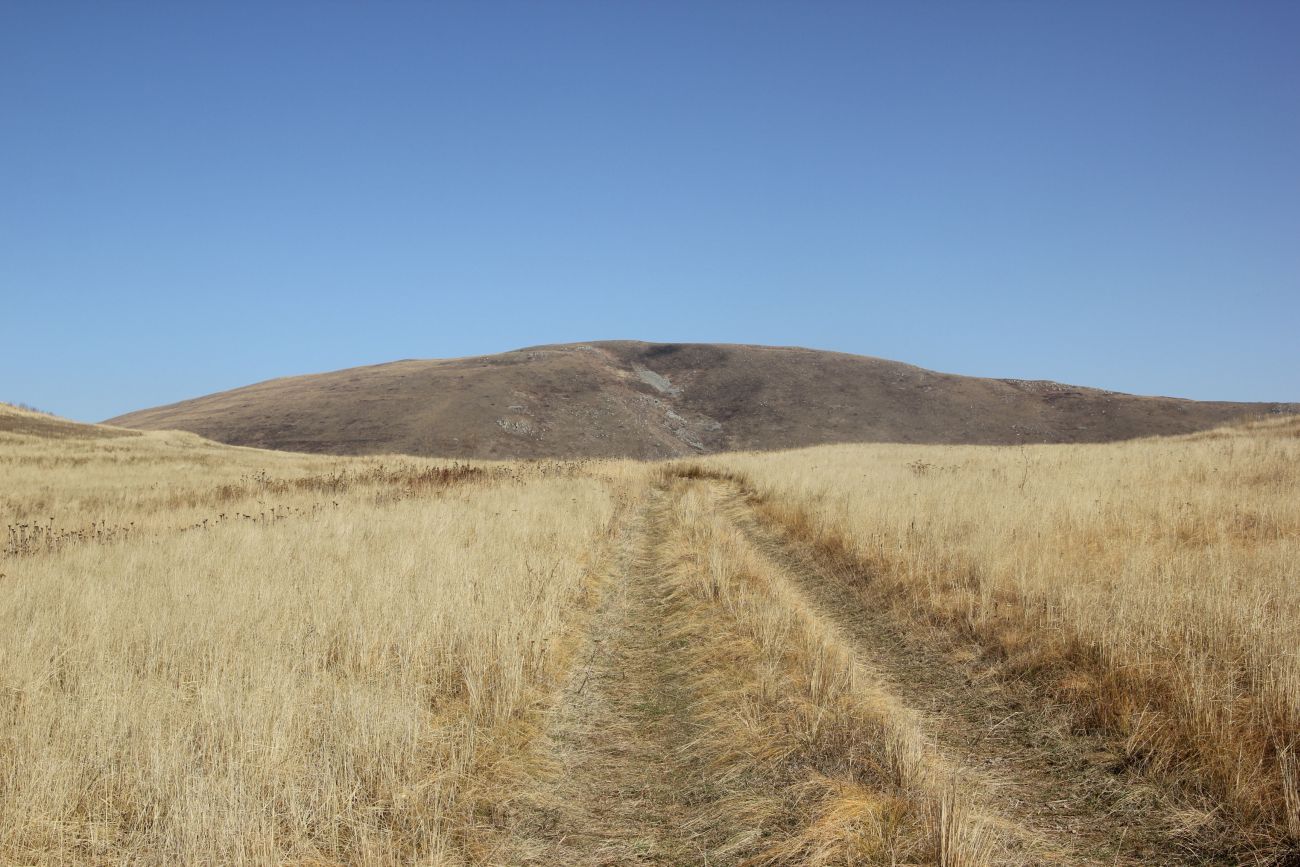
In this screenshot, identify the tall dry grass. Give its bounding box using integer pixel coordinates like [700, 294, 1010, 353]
[0, 412, 627, 864]
[1, 407, 518, 538]
[710, 415, 1300, 855]
[654, 479, 998, 864]
[6, 399, 1297, 862]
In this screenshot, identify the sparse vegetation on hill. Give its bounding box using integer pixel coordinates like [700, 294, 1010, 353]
[104, 342, 1296, 459]
[1, 400, 136, 440]
[2, 402, 50, 414]
[2, 405, 1297, 864]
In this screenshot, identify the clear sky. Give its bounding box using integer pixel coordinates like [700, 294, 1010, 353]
[2, 2, 1297, 421]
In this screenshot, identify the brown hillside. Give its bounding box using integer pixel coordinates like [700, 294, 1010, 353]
[1, 403, 141, 441]
[105, 342, 1296, 459]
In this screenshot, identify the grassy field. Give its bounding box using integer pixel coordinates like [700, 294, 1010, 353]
[2, 403, 1297, 864]
[709, 415, 1300, 857]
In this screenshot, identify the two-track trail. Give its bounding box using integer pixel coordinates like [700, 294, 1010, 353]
[513, 488, 720, 864]
[703, 477, 1195, 865]
[501, 476, 1201, 865]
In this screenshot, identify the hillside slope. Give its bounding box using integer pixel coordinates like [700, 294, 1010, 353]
[2, 402, 141, 441]
[106, 342, 1295, 459]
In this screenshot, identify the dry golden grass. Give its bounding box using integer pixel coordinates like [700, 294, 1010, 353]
[0, 409, 630, 864]
[493, 479, 1001, 865]
[4, 400, 1297, 864]
[708, 414, 1300, 857]
[655, 480, 999, 864]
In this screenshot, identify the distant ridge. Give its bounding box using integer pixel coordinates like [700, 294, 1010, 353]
[106, 342, 1296, 459]
[2, 402, 140, 441]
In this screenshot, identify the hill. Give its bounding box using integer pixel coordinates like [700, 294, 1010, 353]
[105, 341, 1295, 458]
[1, 402, 141, 441]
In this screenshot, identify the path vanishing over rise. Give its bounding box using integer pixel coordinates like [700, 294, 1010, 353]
[493, 474, 1201, 864]
[105, 342, 1297, 459]
[6, 407, 1296, 863]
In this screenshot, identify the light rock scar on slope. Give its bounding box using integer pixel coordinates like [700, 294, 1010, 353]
[106, 341, 1294, 459]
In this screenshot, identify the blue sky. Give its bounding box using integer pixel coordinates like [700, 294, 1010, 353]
[2, 2, 1297, 421]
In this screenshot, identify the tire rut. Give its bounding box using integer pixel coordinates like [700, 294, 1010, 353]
[516, 488, 715, 865]
[707, 479, 1200, 865]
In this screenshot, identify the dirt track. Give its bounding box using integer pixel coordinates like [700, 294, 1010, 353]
[503, 477, 1210, 865]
